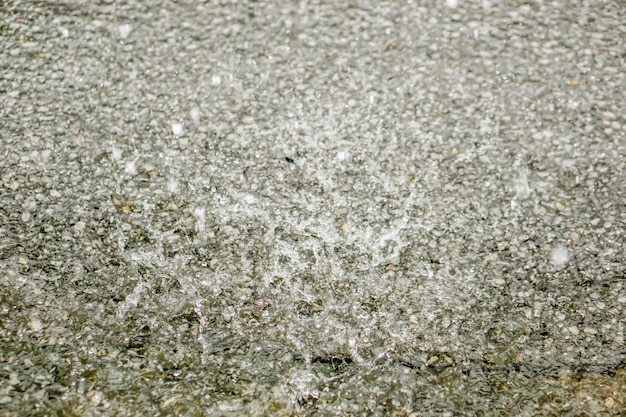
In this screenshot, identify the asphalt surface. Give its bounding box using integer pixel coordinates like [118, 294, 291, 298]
[1, 0, 625, 415]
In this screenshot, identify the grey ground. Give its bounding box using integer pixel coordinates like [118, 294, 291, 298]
[1, 0, 625, 415]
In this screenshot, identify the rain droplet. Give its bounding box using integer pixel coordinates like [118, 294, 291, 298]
[118, 24, 132, 39]
[171, 123, 183, 136]
[190, 108, 202, 123]
[194, 207, 206, 233]
[112, 145, 123, 161]
[550, 245, 569, 270]
[125, 159, 137, 176]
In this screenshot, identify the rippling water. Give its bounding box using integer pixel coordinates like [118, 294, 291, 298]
[1, 0, 624, 415]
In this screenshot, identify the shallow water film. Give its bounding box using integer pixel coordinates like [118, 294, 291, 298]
[1, 0, 625, 415]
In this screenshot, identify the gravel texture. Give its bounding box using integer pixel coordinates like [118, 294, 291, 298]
[1, 0, 625, 415]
